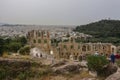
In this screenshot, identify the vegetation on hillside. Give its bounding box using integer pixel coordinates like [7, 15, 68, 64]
[0, 59, 52, 80]
[19, 45, 30, 55]
[0, 36, 27, 56]
[74, 19, 120, 45]
[87, 55, 109, 76]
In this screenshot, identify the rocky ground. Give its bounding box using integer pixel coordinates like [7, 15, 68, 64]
[0, 57, 119, 80]
[105, 68, 120, 80]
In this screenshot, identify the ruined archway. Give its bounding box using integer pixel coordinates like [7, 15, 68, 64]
[82, 45, 86, 51]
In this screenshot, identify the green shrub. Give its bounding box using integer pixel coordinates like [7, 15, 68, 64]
[17, 72, 27, 80]
[0, 36, 27, 55]
[87, 55, 109, 76]
[0, 69, 6, 80]
[19, 45, 30, 55]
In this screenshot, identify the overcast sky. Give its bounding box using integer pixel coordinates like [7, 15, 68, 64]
[0, 0, 120, 25]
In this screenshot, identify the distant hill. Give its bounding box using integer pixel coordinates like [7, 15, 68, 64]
[74, 20, 120, 45]
[74, 20, 120, 38]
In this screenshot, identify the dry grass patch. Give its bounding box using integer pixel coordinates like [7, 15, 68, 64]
[79, 71, 93, 78]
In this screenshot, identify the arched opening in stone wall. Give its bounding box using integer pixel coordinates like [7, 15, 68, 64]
[82, 45, 86, 51]
[61, 53, 63, 58]
[103, 46, 106, 50]
[87, 45, 91, 51]
[38, 39, 41, 43]
[100, 53, 104, 56]
[78, 45, 80, 49]
[67, 55, 69, 59]
[98, 45, 101, 49]
[74, 56, 78, 60]
[71, 45, 74, 49]
[112, 48, 115, 53]
[78, 55, 83, 61]
[103, 46, 106, 54]
[33, 39, 36, 43]
[94, 45, 97, 51]
[76, 53, 79, 56]
[38, 32, 41, 37]
[73, 53, 75, 55]
[105, 54, 109, 57]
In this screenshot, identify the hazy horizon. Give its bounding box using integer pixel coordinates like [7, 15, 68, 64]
[0, 0, 120, 25]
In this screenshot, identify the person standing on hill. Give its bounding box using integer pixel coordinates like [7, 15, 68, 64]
[110, 53, 115, 64]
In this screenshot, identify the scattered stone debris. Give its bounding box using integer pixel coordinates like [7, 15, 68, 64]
[51, 59, 68, 67]
[105, 68, 120, 80]
[51, 60, 88, 74]
[89, 71, 97, 77]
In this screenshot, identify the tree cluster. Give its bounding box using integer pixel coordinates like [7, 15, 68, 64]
[0, 36, 27, 56]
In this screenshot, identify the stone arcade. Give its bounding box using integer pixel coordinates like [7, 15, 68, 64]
[27, 30, 116, 60]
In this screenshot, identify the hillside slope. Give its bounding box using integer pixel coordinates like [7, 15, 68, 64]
[74, 20, 120, 38]
[74, 20, 120, 45]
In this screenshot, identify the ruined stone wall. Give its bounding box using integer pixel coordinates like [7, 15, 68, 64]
[27, 30, 117, 60]
[57, 42, 116, 60]
[27, 30, 51, 54]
